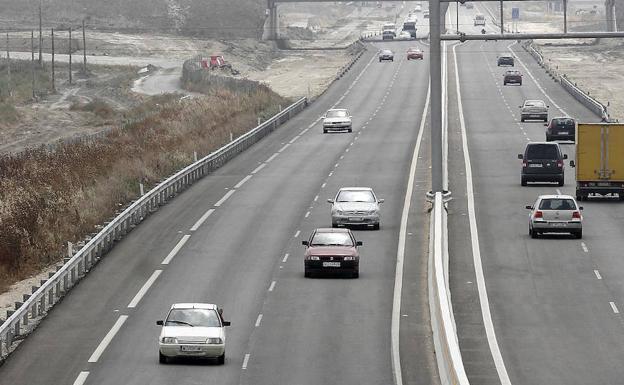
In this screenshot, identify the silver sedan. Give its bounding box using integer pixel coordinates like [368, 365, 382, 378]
[328, 187, 384, 230]
[526, 195, 583, 238]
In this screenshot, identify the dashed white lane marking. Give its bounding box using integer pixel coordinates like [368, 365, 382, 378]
[242, 353, 251, 369]
[556, 189, 562, 195]
[328, 172, 333, 177]
[268, 281, 277, 292]
[345, 148, 350, 153]
[251, 163, 266, 174]
[234, 175, 253, 189]
[88, 315, 129, 363]
[294, 230, 301, 238]
[72, 372, 90, 385]
[301, 128, 310, 134]
[288, 136, 300, 144]
[215, 190, 236, 207]
[128, 270, 162, 308]
[305, 211, 310, 218]
[610, 302, 620, 314]
[334, 163, 339, 168]
[581, 242, 589, 253]
[266, 153, 279, 163]
[594, 270, 602, 280]
[161, 235, 191, 265]
[321, 182, 327, 188]
[314, 195, 319, 202]
[349, 142, 354, 146]
[282, 253, 289, 263]
[278, 143, 290, 153]
[190, 209, 215, 231]
[340, 155, 344, 160]
[255, 314, 263, 327]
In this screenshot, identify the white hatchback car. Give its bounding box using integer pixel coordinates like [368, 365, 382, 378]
[328, 187, 384, 229]
[323, 109, 352, 133]
[157, 303, 231, 364]
[526, 195, 583, 239]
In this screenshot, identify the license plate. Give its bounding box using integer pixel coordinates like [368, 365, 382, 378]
[550, 222, 567, 227]
[323, 262, 341, 267]
[559, 132, 568, 135]
[598, 182, 611, 187]
[181, 346, 203, 352]
[529, 164, 543, 168]
[349, 217, 363, 222]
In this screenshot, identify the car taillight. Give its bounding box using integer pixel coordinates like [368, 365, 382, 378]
[523, 161, 528, 168]
[557, 160, 563, 168]
[572, 211, 581, 219]
[534, 211, 543, 219]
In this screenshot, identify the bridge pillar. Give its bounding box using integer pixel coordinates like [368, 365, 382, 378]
[264, 0, 279, 40]
[606, 0, 616, 31]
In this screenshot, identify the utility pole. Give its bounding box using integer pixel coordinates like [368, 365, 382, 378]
[68, 26, 72, 85]
[82, 19, 87, 73]
[38, 0, 43, 65]
[6, 33, 11, 98]
[51, 28, 55, 92]
[430, 0, 443, 193]
[31, 31, 36, 99]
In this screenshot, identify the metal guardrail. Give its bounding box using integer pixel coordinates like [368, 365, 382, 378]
[0, 96, 308, 361]
[428, 192, 470, 385]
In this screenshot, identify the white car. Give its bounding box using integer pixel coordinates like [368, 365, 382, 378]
[323, 109, 353, 133]
[328, 187, 384, 229]
[526, 195, 583, 239]
[157, 303, 231, 364]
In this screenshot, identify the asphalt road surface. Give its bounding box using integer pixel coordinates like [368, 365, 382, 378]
[0, 41, 439, 385]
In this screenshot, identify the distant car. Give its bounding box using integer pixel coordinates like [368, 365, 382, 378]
[322, 108, 352, 133]
[423, 10, 430, 18]
[328, 187, 384, 229]
[497, 55, 514, 66]
[466, 2, 474, 9]
[398, 30, 412, 39]
[518, 142, 567, 186]
[474, 14, 486, 26]
[302, 228, 362, 278]
[545, 117, 576, 142]
[379, 49, 394, 62]
[157, 303, 231, 364]
[407, 47, 424, 60]
[520, 99, 549, 122]
[526, 195, 583, 239]
[382, 30, 395, 40]
[503, 70, 522, 85]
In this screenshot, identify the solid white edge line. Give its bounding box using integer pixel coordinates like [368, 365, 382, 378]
[161, 235, 191, 265]
[454, 43, 513, 385]
[251, 163, 266, 174]
[72, 371, 90, 385]
[234, 175, 253, 189]
[128, 270, 162, 308]
[242, 353, 251, 369]
[190, 209, 215, 232]
[255, 314, 263, 327]
[215, 190, 235, 207]
[88, 315, 129, 363]
[594, 270, 602, 280]
[391, 81, 430, 385]
[610, 302, 620, 314]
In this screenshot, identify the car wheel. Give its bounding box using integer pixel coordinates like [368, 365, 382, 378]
[159, 352, 168, 364]
[530, 228, 538, 239]
[304, 270, 311, 278]
[520, 117, 525, 122]
[503, 81, 507, 85]
[521, 176, 527, 186]
[546, 134, 551, 141]
[519, 81, 522, 85]
[348, 128, 353, 133]
[352, 270, 359, 278]
[323, 129, 328, 134]
[373, 223, 380, 230]
[558, 177, 564, 186]
[574, 230, 583, 239]
[217, 353, 225, 365]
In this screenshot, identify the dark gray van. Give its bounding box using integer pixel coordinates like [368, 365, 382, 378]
[518, 142, 567, 186]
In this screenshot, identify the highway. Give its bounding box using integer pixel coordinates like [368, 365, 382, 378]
[448, 4, 624, 385]
[0, 40, 438, 385]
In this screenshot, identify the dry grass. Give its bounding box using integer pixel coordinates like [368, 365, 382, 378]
[0, 82, 286, 290]
[70, 98, 116, 119]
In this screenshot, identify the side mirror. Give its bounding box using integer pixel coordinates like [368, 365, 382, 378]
[563, 154, 568, 160]
[579, 206, 584, 210]
[222, 321, 231, 326]
[570, 160, 575, 167]
[547, 105, 550, 108]
[327, 199, 334, 203]
[518, 105, 523, 108]
[518, 154, 523, 159]
[356, 241, 363, 246]
[378, 199, 385, 203]
[302, 240, 309, 246]
[525, 205, 533, 210]
[156, 320, 163, 326]
[543, 123, 548, 126]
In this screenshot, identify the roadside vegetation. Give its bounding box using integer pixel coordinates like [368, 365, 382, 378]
[0, 80, 287, 293]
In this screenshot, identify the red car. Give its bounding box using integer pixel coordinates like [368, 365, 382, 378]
[407, 48, 424, 60]
[302, 228, 362, 278]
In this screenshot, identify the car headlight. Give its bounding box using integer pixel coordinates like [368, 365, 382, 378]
[368, 210, 378, 215]
[343, 256, 356, 261]
[161, 337, 177, 344]
[206, 337, 223, 344]
[309, 256, 320, 260]
[334, 210, 344, 215]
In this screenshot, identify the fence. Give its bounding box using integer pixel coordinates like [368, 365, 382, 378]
[0, 96, 308, 362]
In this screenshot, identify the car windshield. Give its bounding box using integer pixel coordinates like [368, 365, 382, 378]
[310, 232, 354, 247]
[381, 50, 392, 54]
[408, 48, 420, 52]
[166, 308, 221, 327]
[326, 110, 348, 118]
[525, 101, 545, 107]
[476, 15, 484, 19]
[526, 144, 559, 159]
[506, 71, 519, 75]
[336, 190, 375, 203]
[554, 118, 575, 127]
[539, 199, 576, 210]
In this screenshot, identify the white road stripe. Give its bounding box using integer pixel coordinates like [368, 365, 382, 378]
[72, 372, 90, 385]
[190, 209, 215, 231]
[128, 270, 162, 308]
[268, 281, 276, 292]
[251, 163, 266, 174]
[278, 143, 290, 152]
[234, 175, 252, 189]
[161, 235, 191, 265]
[594, 270, 602, 280]
[581, 242, 589, 253]
[266, 153, 279, 163]
[294, 230, 300, 238]
[305, 211, 310, 218]
[321, 182, 327, 188]
[255, 314, 263, 327]
[610, 302, 620, 314]
[335, 163, 339, 168]
[289, 136, 300, 144]
[88, 316, 129, 363]
[328, 172, 333, 177]
[314, 195, 319, 202]
[215, 190, 235, 207]
[282, 253, 289, 263]
[454, 43, 513, 385]
[556, 189, 562, 195]
[242, 353, 251, 369]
